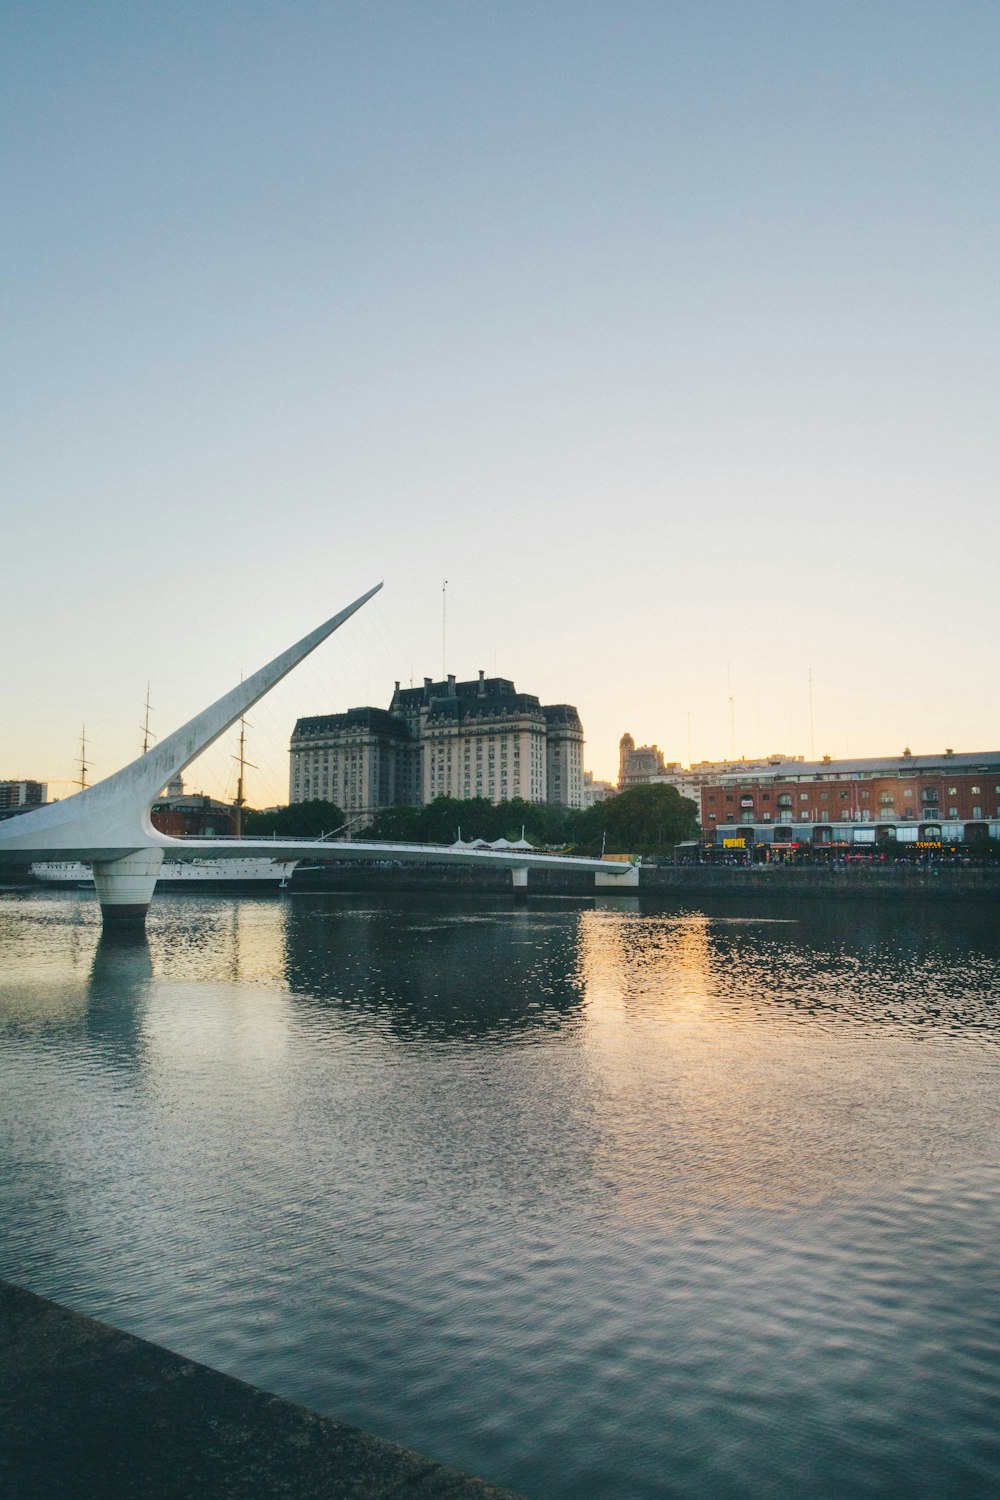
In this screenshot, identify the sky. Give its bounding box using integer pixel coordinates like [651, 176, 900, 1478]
[3, 0, 999, 807]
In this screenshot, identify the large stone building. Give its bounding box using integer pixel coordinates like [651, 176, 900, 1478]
[290, 674, 585, 825]
[618, 735, 674, 788]
[544, 704, 585, 808]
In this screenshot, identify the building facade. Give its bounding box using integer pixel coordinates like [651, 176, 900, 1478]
[290, 673, 585, 825]
[618, 737, 809, 806]
[288, 707, 411, 819]
[544, 705, 584, 808]
[618, 735, 671, 788]
[149, 790, 236, 838]
[697, 749, 1000, 852]
[582, 771, 616, 808]
[0, 780, 47, 811]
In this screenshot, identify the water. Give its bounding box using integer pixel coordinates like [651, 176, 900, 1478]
[2, 887, 999, 1498]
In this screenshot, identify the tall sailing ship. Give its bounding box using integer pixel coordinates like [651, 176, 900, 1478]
[31, 700, 299, 891]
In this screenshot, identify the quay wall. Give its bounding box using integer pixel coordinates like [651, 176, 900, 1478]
[0, 1278, 523, 1500]
[290, 861, 1000, 902]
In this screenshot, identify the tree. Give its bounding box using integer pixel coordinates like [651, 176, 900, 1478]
[570, 784, 698, 855]
[244, 800, 345, 838]
[362, 796, 584, 847]
[364, 803, 423, 841]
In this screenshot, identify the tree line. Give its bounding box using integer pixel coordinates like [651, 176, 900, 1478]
[245, 784, 698, 855]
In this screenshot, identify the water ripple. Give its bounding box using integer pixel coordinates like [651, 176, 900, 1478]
[1, 890, 999, 1498]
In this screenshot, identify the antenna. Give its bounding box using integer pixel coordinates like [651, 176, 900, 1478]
[808, 667, 815, 760]
[140, 683, 155, 755]
[77, 727, 89, 791]
[442, 579, 448, 679]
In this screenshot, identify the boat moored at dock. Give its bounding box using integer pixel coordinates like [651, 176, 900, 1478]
[31, 858, 298, 890]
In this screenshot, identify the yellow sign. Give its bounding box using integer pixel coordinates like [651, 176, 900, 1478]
[723, 838, 746, 849]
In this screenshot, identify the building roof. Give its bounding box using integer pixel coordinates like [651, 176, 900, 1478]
[709, 750, 1000, 783]
[424, 690, 546, 727]
[391, 674, 518, 709]
[152, 792, 231, 811]
[543, 704, 583, 732]
[292, 707, 411, 740]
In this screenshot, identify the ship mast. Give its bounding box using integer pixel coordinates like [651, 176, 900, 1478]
[232, 716, 257, 839]
[77, 727, 89, 791]
[140, 683, 155, 755]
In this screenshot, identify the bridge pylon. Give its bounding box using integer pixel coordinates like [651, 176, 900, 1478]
[0, 584, 383, 926]
[92, 850, 166, 925]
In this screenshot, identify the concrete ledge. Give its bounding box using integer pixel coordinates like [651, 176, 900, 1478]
[289, 862, 1000, 901]
[0, 1280, 524, 1500]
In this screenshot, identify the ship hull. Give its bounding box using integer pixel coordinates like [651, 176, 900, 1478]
[31, 858, 298, 890]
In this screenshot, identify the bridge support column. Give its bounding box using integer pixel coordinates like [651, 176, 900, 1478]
[511, 866, 528, 901]
[92, 849, 164, 926]
[594, 864, 640, 890]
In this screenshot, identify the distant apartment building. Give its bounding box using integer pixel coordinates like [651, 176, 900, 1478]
[290, 673, 585, 825]
[0, 780, 47, 811]
[618, 735, 803, 807]
[582, 771, 616, 808]
[698, 748, 1000, 850]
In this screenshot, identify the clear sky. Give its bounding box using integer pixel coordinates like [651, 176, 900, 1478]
[3, 1, 998, 807]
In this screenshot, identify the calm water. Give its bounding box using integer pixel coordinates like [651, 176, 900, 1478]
[2, 887, 999, 1499]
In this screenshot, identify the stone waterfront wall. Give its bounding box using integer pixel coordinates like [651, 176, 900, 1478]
[290, 861, 1000, 902]
[0, 1279, 523, 1500]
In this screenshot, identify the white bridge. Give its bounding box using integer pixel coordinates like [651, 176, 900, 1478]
[0, 584, 637, 923]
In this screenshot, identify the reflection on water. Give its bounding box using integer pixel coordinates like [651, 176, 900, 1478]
[1, 887, 999, 1500]
[283, 900, 586, 1042]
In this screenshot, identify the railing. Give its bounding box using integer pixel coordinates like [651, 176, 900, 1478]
[170, 832, 605, 858]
